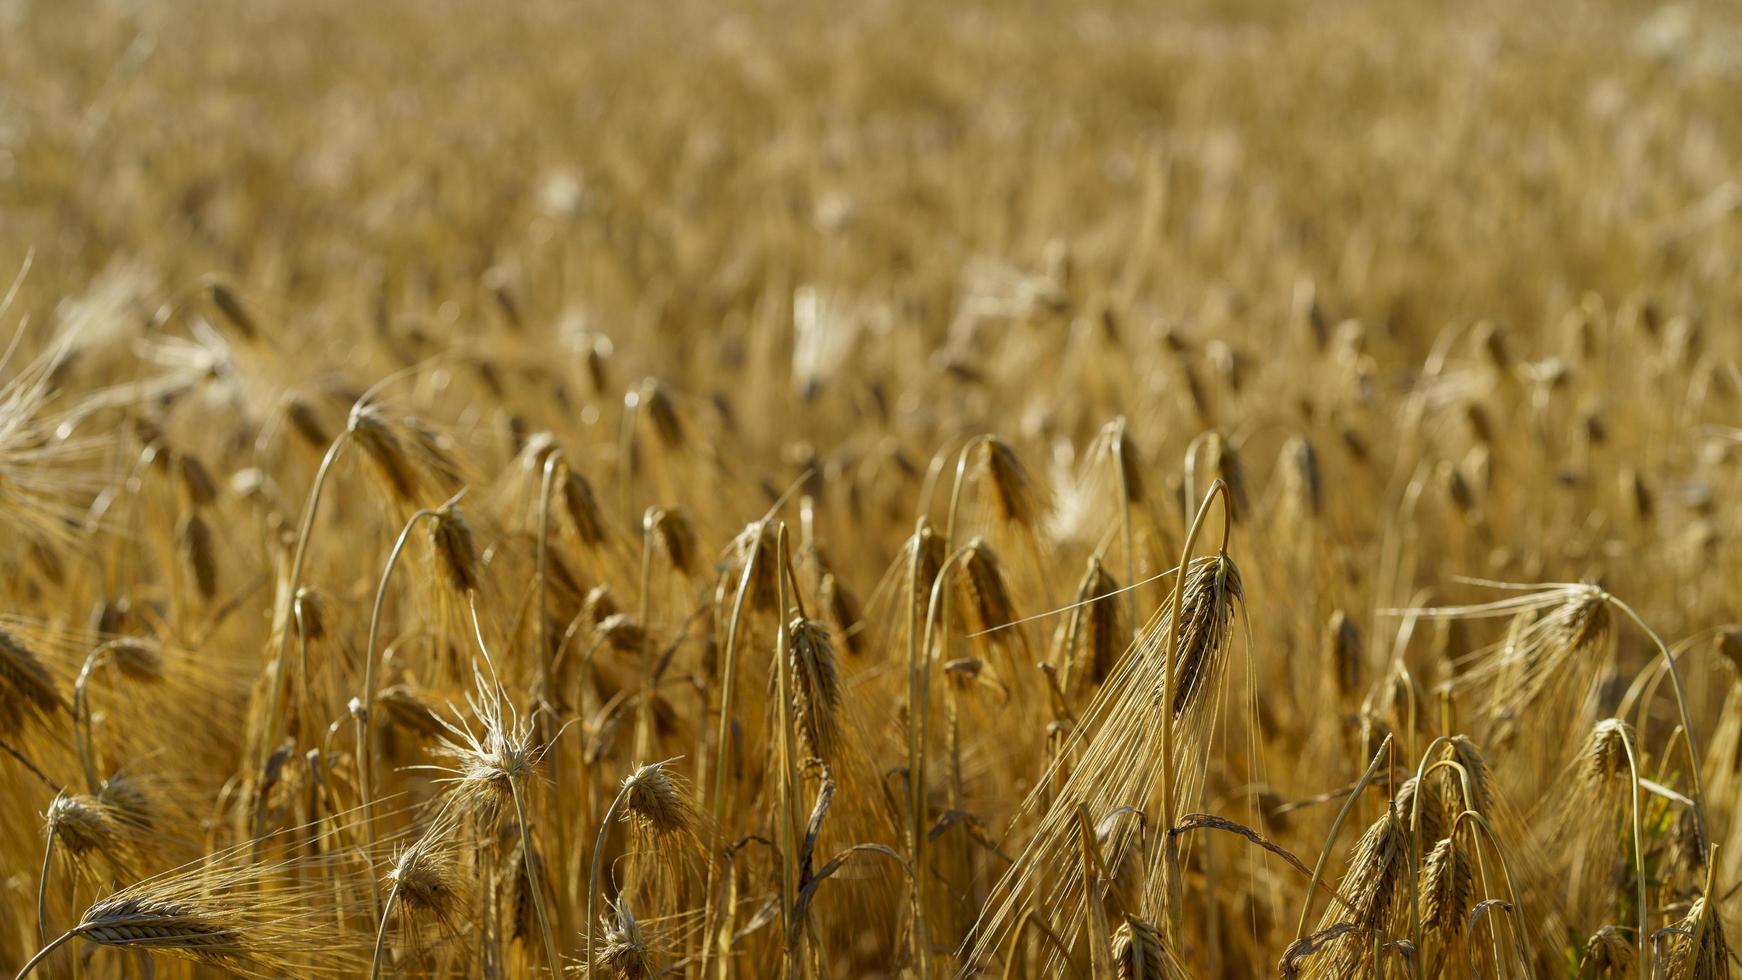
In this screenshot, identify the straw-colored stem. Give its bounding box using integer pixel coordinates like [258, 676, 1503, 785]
[35, 822, 54, 946]
[773, 524, 804, 977]
[1617, 726, 1647, 980]
[905, 518, 930, 979]
[942, 435, 990, 553]
[633, 516, 656, 761]
[368, 876, 403, 980]
[258, 429, 350, 780]
[1612, 597, 1709, 846]
[1157, 478, 1231, 937]
[14, 927, 78, 980]
[1294, 733, 1393, 943]
[1108, 418, 1139, 639]
[534, 452, 572, 941]
[510, 779, 564, 978]
[358, 506, 436, 916]
[1449, 809, 1530, 970]
[701, 527, 761, 980]
[585, 780, 633, 973]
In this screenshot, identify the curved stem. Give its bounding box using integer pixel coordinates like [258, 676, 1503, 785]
[772, 524, 803, 976]
[257, 430, 351, 783]
[1450, 810, 1530, 971]
[1157, 478, 1232, 937]
[1617, 726, 1647, 980]
[701, 525, 763, 980]
[585, 782, 634, 973]
[1608, 596, 1708, 846]
[1294, 733, 1393, 943]
[633, 511, 657, 761]
[904, 518, 932, 979]
[943, 435, 991, 553]
[510, 779, 563, 979]
[368, 877, 403, 980]
[14, 928, 78, 980]
[534, 451, 571, 942]
[36, 821, 55, 946]
[1107, 419, 1139, 639]
[359, 507, 437, 917]
[915, 543, 978, 977]
[73, 638, 144, 795]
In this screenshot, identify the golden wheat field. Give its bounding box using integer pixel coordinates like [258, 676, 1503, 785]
[2, 0, 1742, 976]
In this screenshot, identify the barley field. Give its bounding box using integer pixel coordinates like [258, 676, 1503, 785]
[2, 0, 1742, 976]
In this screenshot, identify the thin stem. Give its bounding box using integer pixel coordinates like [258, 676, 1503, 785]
[14, 928, 78, 980]
[510, 780, 563, 979]
[358, 506, 437, 917]
[1295, 733, 1393, 943]
[772, 524, 803, 978]
[1449, 810, 1530, 971]
[36, 820, 55, 946]
[1617, 727, 1647, 980]
[368, 877, 403, 980]
[916, 544, 978, 976]
[1107, 419, 1139, 639]
[257, 429, 350, 783]
[702, 526, 763, 980]
[585, 781, 633, 974]
[1611, 596, 1709, 846]
[1157, 479, 1231, 937]
[534, 451, 572, 942]
[943, 435, 990, 553]
[905, 518, 932, 980]
[633, 510, 657, 761]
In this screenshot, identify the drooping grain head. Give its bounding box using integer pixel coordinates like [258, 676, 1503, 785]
[599, 898, 656, 980]
[1076, 559, 1124, 688]
[957, 537, 1017, 636]
[283, 397, 330, 451]
[1168, 554, 1244, 720]
[347, 404, 418, 503]
[388, 839, 462, 932]
[1395, 776, 1448, 845]
[48, 794, 125, 867]
[1580, 718, 1634, 790]
[787, 617, 843, 764]
[561, 467, 608, 546]
[643, 506, 697, 578]
[0, 625, 63, 734]
[1419, 837, 1474, 938]
[1279, 436, 1321, 518]
[292, 588, 326, 641]
[175, 454, 219, 509]
[1583, 925, 1634, 976]
[177, 511, 218, 599]
[204, 281, 259, 342]
[620, 760, 697, 841]
[1112, 915, 1174, 980]
[427, 499, 481, 595]
[976, 437, 1043, 530]
[1324, 610, 1361, 699]
[638, 380, 686, 450]
[818, 572, 865, 659]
